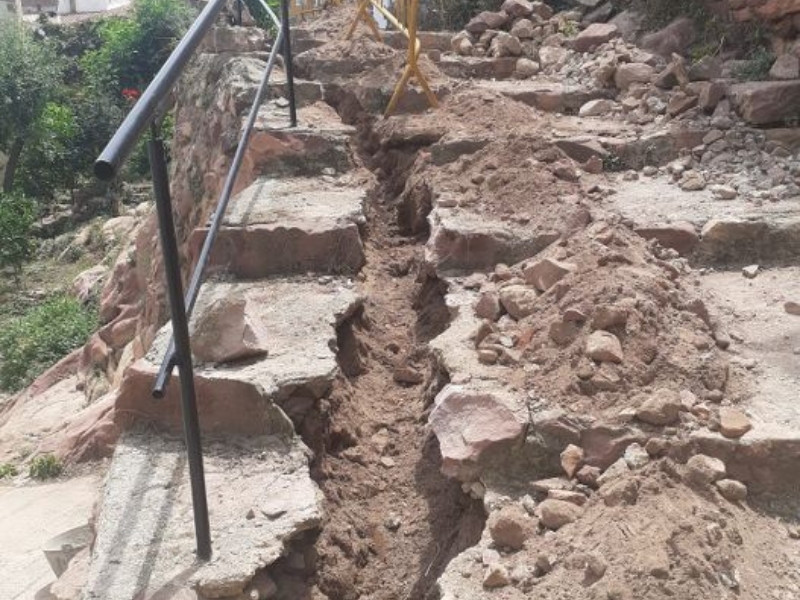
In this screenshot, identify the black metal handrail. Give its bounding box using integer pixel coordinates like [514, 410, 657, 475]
[94, 0, 298, 562]
[95, 0, 229, 181]
[152, 18, 288, 397]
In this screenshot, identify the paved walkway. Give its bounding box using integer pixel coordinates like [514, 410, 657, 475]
[0, 475, 100, 600]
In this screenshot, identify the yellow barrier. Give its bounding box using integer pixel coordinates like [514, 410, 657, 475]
[346, 0, 438, 116]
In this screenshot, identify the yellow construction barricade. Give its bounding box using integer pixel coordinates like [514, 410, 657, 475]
[346, 0, 439, 116]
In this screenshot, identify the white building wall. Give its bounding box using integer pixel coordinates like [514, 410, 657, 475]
[0, 0, 16, 18]
[57, 0, 130, 14]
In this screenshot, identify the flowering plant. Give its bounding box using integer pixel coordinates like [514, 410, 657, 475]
[121, 88, 141, 102]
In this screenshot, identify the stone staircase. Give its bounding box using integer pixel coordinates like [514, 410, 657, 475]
[83, 43, 366, 600]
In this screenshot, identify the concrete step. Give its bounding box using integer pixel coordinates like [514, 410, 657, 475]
[436, 56, 520, 80]
[691, 266, 800, 491]
[266, 65, 324, 108]
[294, 41, 451, 115]
[249, 102, 355, 176]
[191, 177, 366, 278]
[115, 278, 362, 436]
[84, 429, 321, 599]
[611, 176, 800, 264]
[426, 207, 562, 275]
[475, 78, 614, 114]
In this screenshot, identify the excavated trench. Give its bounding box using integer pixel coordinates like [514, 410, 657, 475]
[264, 110, 484, 600]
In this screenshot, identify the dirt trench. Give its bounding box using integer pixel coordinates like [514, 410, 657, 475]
[269, 117, 485, 600]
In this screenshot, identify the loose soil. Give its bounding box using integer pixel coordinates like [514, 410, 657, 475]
[300, 167, 485, 599]
[441, 460, 800, 600]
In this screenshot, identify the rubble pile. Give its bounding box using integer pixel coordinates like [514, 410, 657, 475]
[465, 223, 749, 436]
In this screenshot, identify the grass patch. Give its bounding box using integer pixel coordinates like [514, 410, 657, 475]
[0, 463, 18, 479]
[28, 455, 63, 480]
[0, 295, 96, 392]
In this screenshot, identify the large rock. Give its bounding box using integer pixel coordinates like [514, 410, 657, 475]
[538, 499, 582, 530]
[641, 18, 695, 57]
[488, 505, 532, 550]
[579, 99, 616, 117]
[614, 63, 656, 90]
[572, 23, 619, 53]
[585, 330, 624, 363]
[501, 0, 533, 18]
[191, 292, 270, 363]
[770, 54, 800, 80]
[523, 258, 577, 291]
[560, 444, 584, 478]
[636, 388, 681, 426]
[466, 11, 509, 34]
[719, 407, 753, 438]
[609, 10, 645, 42]
[72, 265, 109, 305]
[490, 32, 523, 58]
[729, 80, 800, 125]
[634, 222, 699, 255]
[686, 454, 726, 485]
[499, 284, 539, 319]
[429, 385, 526, 478]
[754, 0, 800, 20]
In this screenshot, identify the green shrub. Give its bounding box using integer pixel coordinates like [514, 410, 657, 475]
[732, 46, 775, 81]
[16, 103, 80, 200]
[0, 295, 96, 392]
[28, 455, 63, 480]
[0, 193, 36, 277]
[81, 0, 194, 93]
[0, 463, 18, 479]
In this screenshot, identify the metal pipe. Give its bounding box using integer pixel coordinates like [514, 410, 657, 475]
[148, 135, 212, 561]
[236, 0, 242, 25]
[94, 0, 229, 181]
[280, 0, 298, 127]
[153, 26, 286, 397]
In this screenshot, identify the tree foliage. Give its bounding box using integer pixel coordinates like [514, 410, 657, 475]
[0, 192, 36, 277]
[82, 0, 193, 93]
[0, 21, 62, 193]
[0, 295, 96, 391]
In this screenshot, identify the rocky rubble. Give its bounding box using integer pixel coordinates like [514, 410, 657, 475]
[443, 0, 800, 205]
[438, 458, 800, 599]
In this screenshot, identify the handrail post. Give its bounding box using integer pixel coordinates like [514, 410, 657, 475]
[236, 0, 243, 25]
[280, 0, 298, 127]
[148, 131, 212, 561]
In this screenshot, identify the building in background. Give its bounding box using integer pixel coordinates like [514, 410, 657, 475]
[0, 0, 17, 18]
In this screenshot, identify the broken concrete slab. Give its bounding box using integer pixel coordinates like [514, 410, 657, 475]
[611, 176, 800, 263]
[115, 279, 362, 436]
[248, 102, 355, 176]
[476, 79, 614, 114]
[84, 430, 321, 599]
[689, 266, 800, 491]
[191, 177, 366, 278]
[436, 56, 519, 80]
[426, 208, 561, 274]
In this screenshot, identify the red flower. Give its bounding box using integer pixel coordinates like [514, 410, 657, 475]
[121, 88, 141, 101]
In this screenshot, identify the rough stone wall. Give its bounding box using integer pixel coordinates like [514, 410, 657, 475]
[79, 41, 268, 408]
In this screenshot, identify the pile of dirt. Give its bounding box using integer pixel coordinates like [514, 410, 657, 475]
[439, 458, 800, 599]
[467, 222, 749, 428]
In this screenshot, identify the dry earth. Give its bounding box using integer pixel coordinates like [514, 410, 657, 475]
[6, 1, 800, 599]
